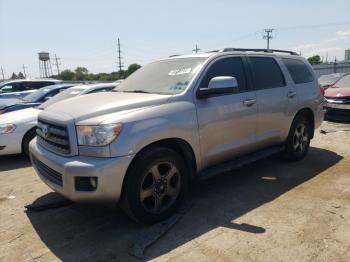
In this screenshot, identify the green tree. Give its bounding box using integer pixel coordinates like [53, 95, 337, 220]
[74, 67, 88, 80]
[11, 72, 17, 79]
[307, 55, 321, 65]
[18, 72, 25, 79]
[59, 69, 75, 80]
[126, 64, 141, 77]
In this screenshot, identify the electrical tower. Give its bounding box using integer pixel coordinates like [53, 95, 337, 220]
[1, 67, 5, 80]
[117, 38, 123, 72]
[52, 54, 61, 75]
[263, 29, 274, 50]
[22, 64, 27, 78]
[192, 44, 201, 54]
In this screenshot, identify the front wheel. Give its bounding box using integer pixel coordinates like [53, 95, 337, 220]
[121, 147, 188, 223]
[284, 115, 312, 161]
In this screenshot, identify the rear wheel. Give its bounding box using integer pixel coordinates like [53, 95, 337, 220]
[284, 115, 312, 161]
[121, 147, 188, 223]
[22, 128, 37, 157]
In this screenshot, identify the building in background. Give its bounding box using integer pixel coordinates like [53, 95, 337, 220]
[345, 49, 350, 62]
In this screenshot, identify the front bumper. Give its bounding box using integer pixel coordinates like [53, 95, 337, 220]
[29, 138, 134, 204]
[324, 102, 350, 122]
[0, 132, 22, 155]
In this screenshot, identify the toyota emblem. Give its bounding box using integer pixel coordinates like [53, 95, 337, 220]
[42, 125, 50, 139]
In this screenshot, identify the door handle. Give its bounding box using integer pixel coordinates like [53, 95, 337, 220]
[287, 91, 296, 98]
[243, 99, 256, 106]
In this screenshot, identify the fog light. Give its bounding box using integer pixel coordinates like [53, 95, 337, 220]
[75, 177, 98, 191]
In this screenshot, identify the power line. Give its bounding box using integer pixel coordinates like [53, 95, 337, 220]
[263, 28, 274, 50]
[52, 54, 61, 74]
[117, 38, 124, 72]
[22, 64, 27, 78]
[192, 44, 201, 53]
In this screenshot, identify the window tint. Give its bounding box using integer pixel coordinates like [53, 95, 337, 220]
[282, 58, 314, 84]
[24, 81, 54, 90]
[250, 57, 285, 90]
[200, 57, 247, 92]
[0, 83, 24, 93]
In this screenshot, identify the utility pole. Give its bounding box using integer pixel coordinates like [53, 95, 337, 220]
[1, 67, 4, 80]
[263, 29, 274, 50]
[22, 64, 27, 78]
[192, 44, 201, 54]
[117, 38, 123, 72]
[52, 54, 61, 74]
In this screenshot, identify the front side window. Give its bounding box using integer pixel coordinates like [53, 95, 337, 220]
[200, 57, 247, 92]
[0, 83, 24, 93]
[117, 58, 205, 95]
[250, 57, 285, 90]
[282, 58, 314, 84]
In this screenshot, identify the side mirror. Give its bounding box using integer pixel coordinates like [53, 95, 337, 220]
[197, 76, 238, 99]
[44, 96, 52, 101]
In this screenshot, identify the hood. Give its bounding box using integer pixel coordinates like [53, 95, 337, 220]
[0, 98, 22, 110]
[324, 87, 350, 98]
[43, 92, 171, 122]
[0, 108, 40, 124]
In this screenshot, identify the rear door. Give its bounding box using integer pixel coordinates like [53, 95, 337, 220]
[195, 56, 258, 169]
[247, 56, 295, 147]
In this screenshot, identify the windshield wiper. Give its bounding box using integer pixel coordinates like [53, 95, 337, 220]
[122, 90, 151, 94]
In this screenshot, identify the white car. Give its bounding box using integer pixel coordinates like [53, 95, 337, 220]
[0, 83, 119, 156]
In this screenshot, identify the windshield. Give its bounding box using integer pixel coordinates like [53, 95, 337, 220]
[23, 87, 52, 102]
[39, 87, 83, 109]
[318, 74, 344, 86]
[334, 74, 350, 88]
[115, 58, 205, 95]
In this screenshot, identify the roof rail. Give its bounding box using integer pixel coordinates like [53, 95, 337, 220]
[213, 48, 299, 56]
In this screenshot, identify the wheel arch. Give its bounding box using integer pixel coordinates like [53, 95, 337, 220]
[120, 137, 197, 201]
[21, 126, 37, 153]
[292, 107, 315, 138]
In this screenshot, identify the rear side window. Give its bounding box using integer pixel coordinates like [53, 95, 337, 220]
[200, 57, 247, 92]
[249, 57, 285, 90]
[282, 58, 314, 84]
[24, 81, 54, 90]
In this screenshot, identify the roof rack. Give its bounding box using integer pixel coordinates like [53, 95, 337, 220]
[210, 48, 299, 56]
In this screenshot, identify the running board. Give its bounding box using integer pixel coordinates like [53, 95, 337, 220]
[198, 145, 285, 180]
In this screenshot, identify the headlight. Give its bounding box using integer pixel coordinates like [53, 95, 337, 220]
[76, 124, 123, 146]
[0, 123, 16, 134]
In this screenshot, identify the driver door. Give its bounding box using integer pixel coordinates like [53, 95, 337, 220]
[195, 56, 258, 169]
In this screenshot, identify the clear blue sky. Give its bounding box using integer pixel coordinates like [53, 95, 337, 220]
[1, 0, 350, 78]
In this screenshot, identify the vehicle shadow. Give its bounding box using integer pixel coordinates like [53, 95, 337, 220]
[26, 147, 342, 261]
[0, 154, 31, 172]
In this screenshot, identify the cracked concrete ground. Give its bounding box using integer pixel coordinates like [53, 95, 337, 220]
[0, 120, 349, 262]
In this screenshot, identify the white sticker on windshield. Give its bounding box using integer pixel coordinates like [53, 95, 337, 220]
[70, 91, 80, 95]
[168, 68, 192, 76]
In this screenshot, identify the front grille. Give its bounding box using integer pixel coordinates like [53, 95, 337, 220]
[37, 119, 70, 155]
[325, 96, 350, 104]
[32, 156, 63, 186]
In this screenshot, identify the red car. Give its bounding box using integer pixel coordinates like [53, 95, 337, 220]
[324, 74, 350, 121]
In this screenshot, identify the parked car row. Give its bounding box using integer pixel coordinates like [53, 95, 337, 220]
[319, 73, 350, 122]
[0, 82, 120, 156]
[18, 48, 324, 223]
[0, 79, 62, 98]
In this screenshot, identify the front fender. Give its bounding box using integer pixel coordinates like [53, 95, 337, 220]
[108, 101, 202, 170]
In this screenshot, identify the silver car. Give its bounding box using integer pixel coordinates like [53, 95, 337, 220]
[30, 49, 324, 223]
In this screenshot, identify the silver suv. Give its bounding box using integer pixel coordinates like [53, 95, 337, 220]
[30, 49, 324, 223]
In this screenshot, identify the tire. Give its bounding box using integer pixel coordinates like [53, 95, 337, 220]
[284, 115, 312, 161]
[121, 147, 188, 224]
[22, 128, 37, 157]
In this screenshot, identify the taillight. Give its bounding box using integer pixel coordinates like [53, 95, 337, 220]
[319, 85, 325, 96]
